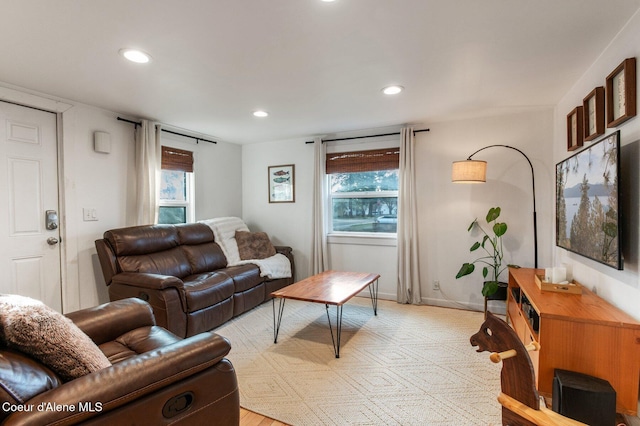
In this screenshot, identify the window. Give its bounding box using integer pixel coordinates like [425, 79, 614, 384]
[159, 146, 195, 224]
[327, 148, 399, 234]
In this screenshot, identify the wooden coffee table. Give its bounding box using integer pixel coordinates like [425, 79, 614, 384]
[271, 270, 380, 358]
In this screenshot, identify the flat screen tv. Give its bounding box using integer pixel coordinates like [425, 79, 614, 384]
[556, 131, 622, 270]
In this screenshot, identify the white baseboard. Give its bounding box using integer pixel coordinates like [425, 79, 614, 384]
[358, 291, 507, 316]
[421, 296, 507, 316]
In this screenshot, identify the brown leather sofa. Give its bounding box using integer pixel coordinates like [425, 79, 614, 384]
[0, 298, 239, 425]
[95, 222, 294, 338]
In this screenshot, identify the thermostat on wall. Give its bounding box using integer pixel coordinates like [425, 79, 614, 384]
[94, 131, 111, 154]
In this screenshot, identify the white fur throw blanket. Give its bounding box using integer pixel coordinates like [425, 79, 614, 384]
[0, 294, 111, 382]
[200, 217, 292, 279]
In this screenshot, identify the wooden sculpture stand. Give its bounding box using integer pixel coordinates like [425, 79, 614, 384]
[471, 313, 587, 426]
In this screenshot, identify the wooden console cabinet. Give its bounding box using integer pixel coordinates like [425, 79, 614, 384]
[507, 267, 640, 415]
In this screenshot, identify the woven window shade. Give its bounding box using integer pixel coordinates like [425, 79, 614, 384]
[326, 148, 399, 174]
[161, 146, 193, 172]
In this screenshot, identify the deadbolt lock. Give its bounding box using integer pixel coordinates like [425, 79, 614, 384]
[45, 210, 58, 230]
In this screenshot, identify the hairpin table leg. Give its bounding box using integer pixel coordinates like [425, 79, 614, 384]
[368, 277, 379, 315]
[273, 297, 286, 344]
[325, 304, 343, 358]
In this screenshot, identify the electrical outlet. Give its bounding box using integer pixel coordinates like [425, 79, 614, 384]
[433, 280, 440, 290]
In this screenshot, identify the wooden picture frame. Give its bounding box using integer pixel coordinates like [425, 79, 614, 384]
[268, 164, 295, 203]
[606, 57, 636, 128]
[566, 106, 583, 151]
[583, 87, 605, 142]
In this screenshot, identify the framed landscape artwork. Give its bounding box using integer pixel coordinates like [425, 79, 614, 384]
[268, 164, 295, 203]
[556, 131, 622, 270]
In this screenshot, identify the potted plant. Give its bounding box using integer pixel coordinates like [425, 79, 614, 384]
[456, 206, 516, 302]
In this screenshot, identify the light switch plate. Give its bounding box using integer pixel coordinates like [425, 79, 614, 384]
[83, 208, 98, 221]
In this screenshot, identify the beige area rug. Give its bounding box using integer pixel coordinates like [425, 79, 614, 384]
[216, 297, 502, 425]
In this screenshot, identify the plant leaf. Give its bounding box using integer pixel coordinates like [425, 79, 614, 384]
[486, 207, 501, 223]
[482, 267, 488, 278]
[482, 281, 499, 297]
[456, 263, 475, 279]
[467, 219, 478, 232]
[470, 242, 481, 252]
[493, 222, 507, 237]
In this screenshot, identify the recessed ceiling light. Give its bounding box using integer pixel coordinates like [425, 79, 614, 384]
[119, 48, 151, 64]
[322, 0, 337, 2]
[382, 85, 403, 95]
[253, 110, 269, 118]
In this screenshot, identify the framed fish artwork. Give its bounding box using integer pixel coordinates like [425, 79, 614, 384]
[268, 164, 295, 203]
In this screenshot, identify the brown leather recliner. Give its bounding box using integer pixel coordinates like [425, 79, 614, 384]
[0, 298, 239, 425]
[95, 222, 294, 338]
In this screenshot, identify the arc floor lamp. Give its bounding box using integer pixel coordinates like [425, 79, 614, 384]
[451, 144, 538, 268]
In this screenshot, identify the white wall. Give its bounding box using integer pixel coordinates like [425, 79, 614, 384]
[553, 10, 640, 320]
[66, 108, 243, 310]
[6, 9, 638, 321]
[61, 104, 136, 310]
[421, 109, 554, 313]
[240, 12, 640, 323]
[0, 82, 243, 312]
[241, 129, 404, 299]
[243, 111, 555, 313]
[160, 132, 243, 221]
[242, 137, 314, 281]
[70, 112, 243, 310]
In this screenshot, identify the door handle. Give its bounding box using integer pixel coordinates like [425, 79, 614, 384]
[47, 237, 59, 245]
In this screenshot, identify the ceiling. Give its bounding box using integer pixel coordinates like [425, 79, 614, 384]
[2, 1, 640, 144]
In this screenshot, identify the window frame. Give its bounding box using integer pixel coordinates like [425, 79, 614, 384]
[327, 182, 399, 238]
[158, 145, 195, 224]
[325, 139, 400, 241]
[158, 169, 195, 224]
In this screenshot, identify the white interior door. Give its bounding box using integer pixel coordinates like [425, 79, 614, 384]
[0, 101, 62, 311]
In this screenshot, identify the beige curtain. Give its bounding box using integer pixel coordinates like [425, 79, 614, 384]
[311, 136, 329, 275]
[397, 127, 422, 304]
[134, 120, 161, 225]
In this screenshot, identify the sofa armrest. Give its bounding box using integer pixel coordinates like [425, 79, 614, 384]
[274, 245, 292, 256]
[111, 272, 184, 291]
[66, 298, 156, 345]
[3, 332, 233, 426]
[109, 274, 188, 328]
[274, 246, 295, 280]
[95, 239, 117, 286]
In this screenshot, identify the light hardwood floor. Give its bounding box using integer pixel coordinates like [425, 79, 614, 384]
[240, 408, 288, 426]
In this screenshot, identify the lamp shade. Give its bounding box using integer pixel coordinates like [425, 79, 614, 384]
[451, 160, 487, 183]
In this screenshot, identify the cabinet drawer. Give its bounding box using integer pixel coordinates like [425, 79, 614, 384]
[510, 307, 527, 342]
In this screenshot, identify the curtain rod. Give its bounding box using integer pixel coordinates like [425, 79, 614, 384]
[117, 117, 218, 144]
[304, 128, 430, 144]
